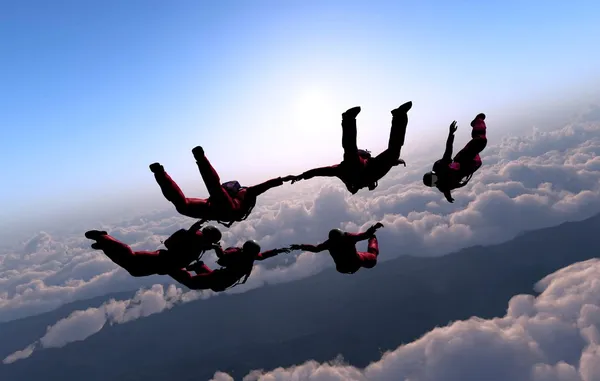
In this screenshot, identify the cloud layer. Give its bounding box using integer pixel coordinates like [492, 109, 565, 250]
[1, 113, 600, 356]
[208, 258, 600, 381]
[3, 284, 203, 364]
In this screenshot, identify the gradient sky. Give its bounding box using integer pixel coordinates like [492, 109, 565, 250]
[1, 0, 600, 225]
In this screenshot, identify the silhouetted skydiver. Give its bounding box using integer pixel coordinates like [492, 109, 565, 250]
[150, 146, 295, 227]
[289, 102, 412, 194]
[422, 113, 487, 203]
[289, 222, 384, 274]
[84, 221, 222, 277]
[168, 240, 291, 292]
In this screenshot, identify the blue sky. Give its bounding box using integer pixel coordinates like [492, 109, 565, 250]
[1, 0, 599, 224]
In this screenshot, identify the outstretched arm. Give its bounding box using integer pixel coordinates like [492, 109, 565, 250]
[246, 177, 285, 198]
[348, 222, 384, 242]
[442, 123, 457, 161]
[290, 241, 329, 253]
[255, 247, 292, 261]
[292, 165, 340, 184]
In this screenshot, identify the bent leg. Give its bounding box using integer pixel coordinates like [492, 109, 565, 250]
[363, 103, 411, 183]
[152, 166, 210, 218]
[453, 137, 487, 163]
[170, 269, 230, 291]
[366, 151, 395, 183]
[387, 101, 412, 158]
[94, 235, 162, 276]
[127, 249, 167, 276]
[194, 151, 235, 209]
[357, 236, 379, 269]
[473, 154, 482, 170]
[190, 262, 213, 274]
[341, 108, 361, 167]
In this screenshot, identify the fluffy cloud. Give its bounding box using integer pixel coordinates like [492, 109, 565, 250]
[207, 258, 600, 381]
[1, 113, 600, 333]
[3, 284, 204, 364]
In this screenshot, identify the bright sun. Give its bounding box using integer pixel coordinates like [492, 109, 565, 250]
[291, 86, 339, 137]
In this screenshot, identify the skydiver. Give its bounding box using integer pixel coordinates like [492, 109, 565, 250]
[150, 146, 295, 227]
[289, 102, 412, 194]
[84, 221, 222, 277]
[422, 113, 487, 203]
[168, 240, 291, 292]
[289, 222, 384, 274]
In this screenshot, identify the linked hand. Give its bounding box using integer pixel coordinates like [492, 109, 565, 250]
[289, 244, 303, 251]
[281, 175, 296, 182]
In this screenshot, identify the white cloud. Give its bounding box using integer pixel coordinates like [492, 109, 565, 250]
[206, 258, 600, 381]
[2, 344, 35, 365]
[2, 284, 204, 363]
[1, 114, 600, 354]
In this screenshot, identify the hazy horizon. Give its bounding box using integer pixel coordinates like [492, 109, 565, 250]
[3, 2, 600, 379]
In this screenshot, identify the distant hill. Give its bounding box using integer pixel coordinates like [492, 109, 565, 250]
[2, 213, 599, 381]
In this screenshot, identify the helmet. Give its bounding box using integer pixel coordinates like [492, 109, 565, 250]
[423, 172, 438, 187]
[242, 240, 261, 257]
[201, 225, 222, 243]
[328, 228, 344, 240]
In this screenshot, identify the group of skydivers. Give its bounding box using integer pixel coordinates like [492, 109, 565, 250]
[85, 101, 488, 292]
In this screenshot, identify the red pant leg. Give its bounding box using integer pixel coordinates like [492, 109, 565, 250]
[96, 235, 135, 265]
[357, 236, 379, 269]
[153, 170, 210, 218]
[453, 137, 487, 163]
[97, 236, 162, 276]
[193, 263, 213, 274]
[171, 269, 231, 291]
[195, 154, 236, 210]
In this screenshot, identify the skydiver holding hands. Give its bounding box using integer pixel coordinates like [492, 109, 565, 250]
[150, 146, 295, 227]
[168, 240, 292, 292]
[289, 102, 412, 194]
[289, 222, 384, 274]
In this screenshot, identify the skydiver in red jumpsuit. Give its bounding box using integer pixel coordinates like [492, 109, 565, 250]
[168, 240, 291, 292]
[289, 222, 384, 274]
[422, 113, 487, 203]
[84, 221, 222, 277]
[150, 146, 295, 227]
[289, 102, 412, 194]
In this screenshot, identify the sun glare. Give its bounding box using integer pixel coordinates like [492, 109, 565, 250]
[291, 86, 340, 142]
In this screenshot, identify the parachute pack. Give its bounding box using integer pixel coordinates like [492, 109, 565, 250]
[163, 229, 189, 251]
[221, 180, 244, 197]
